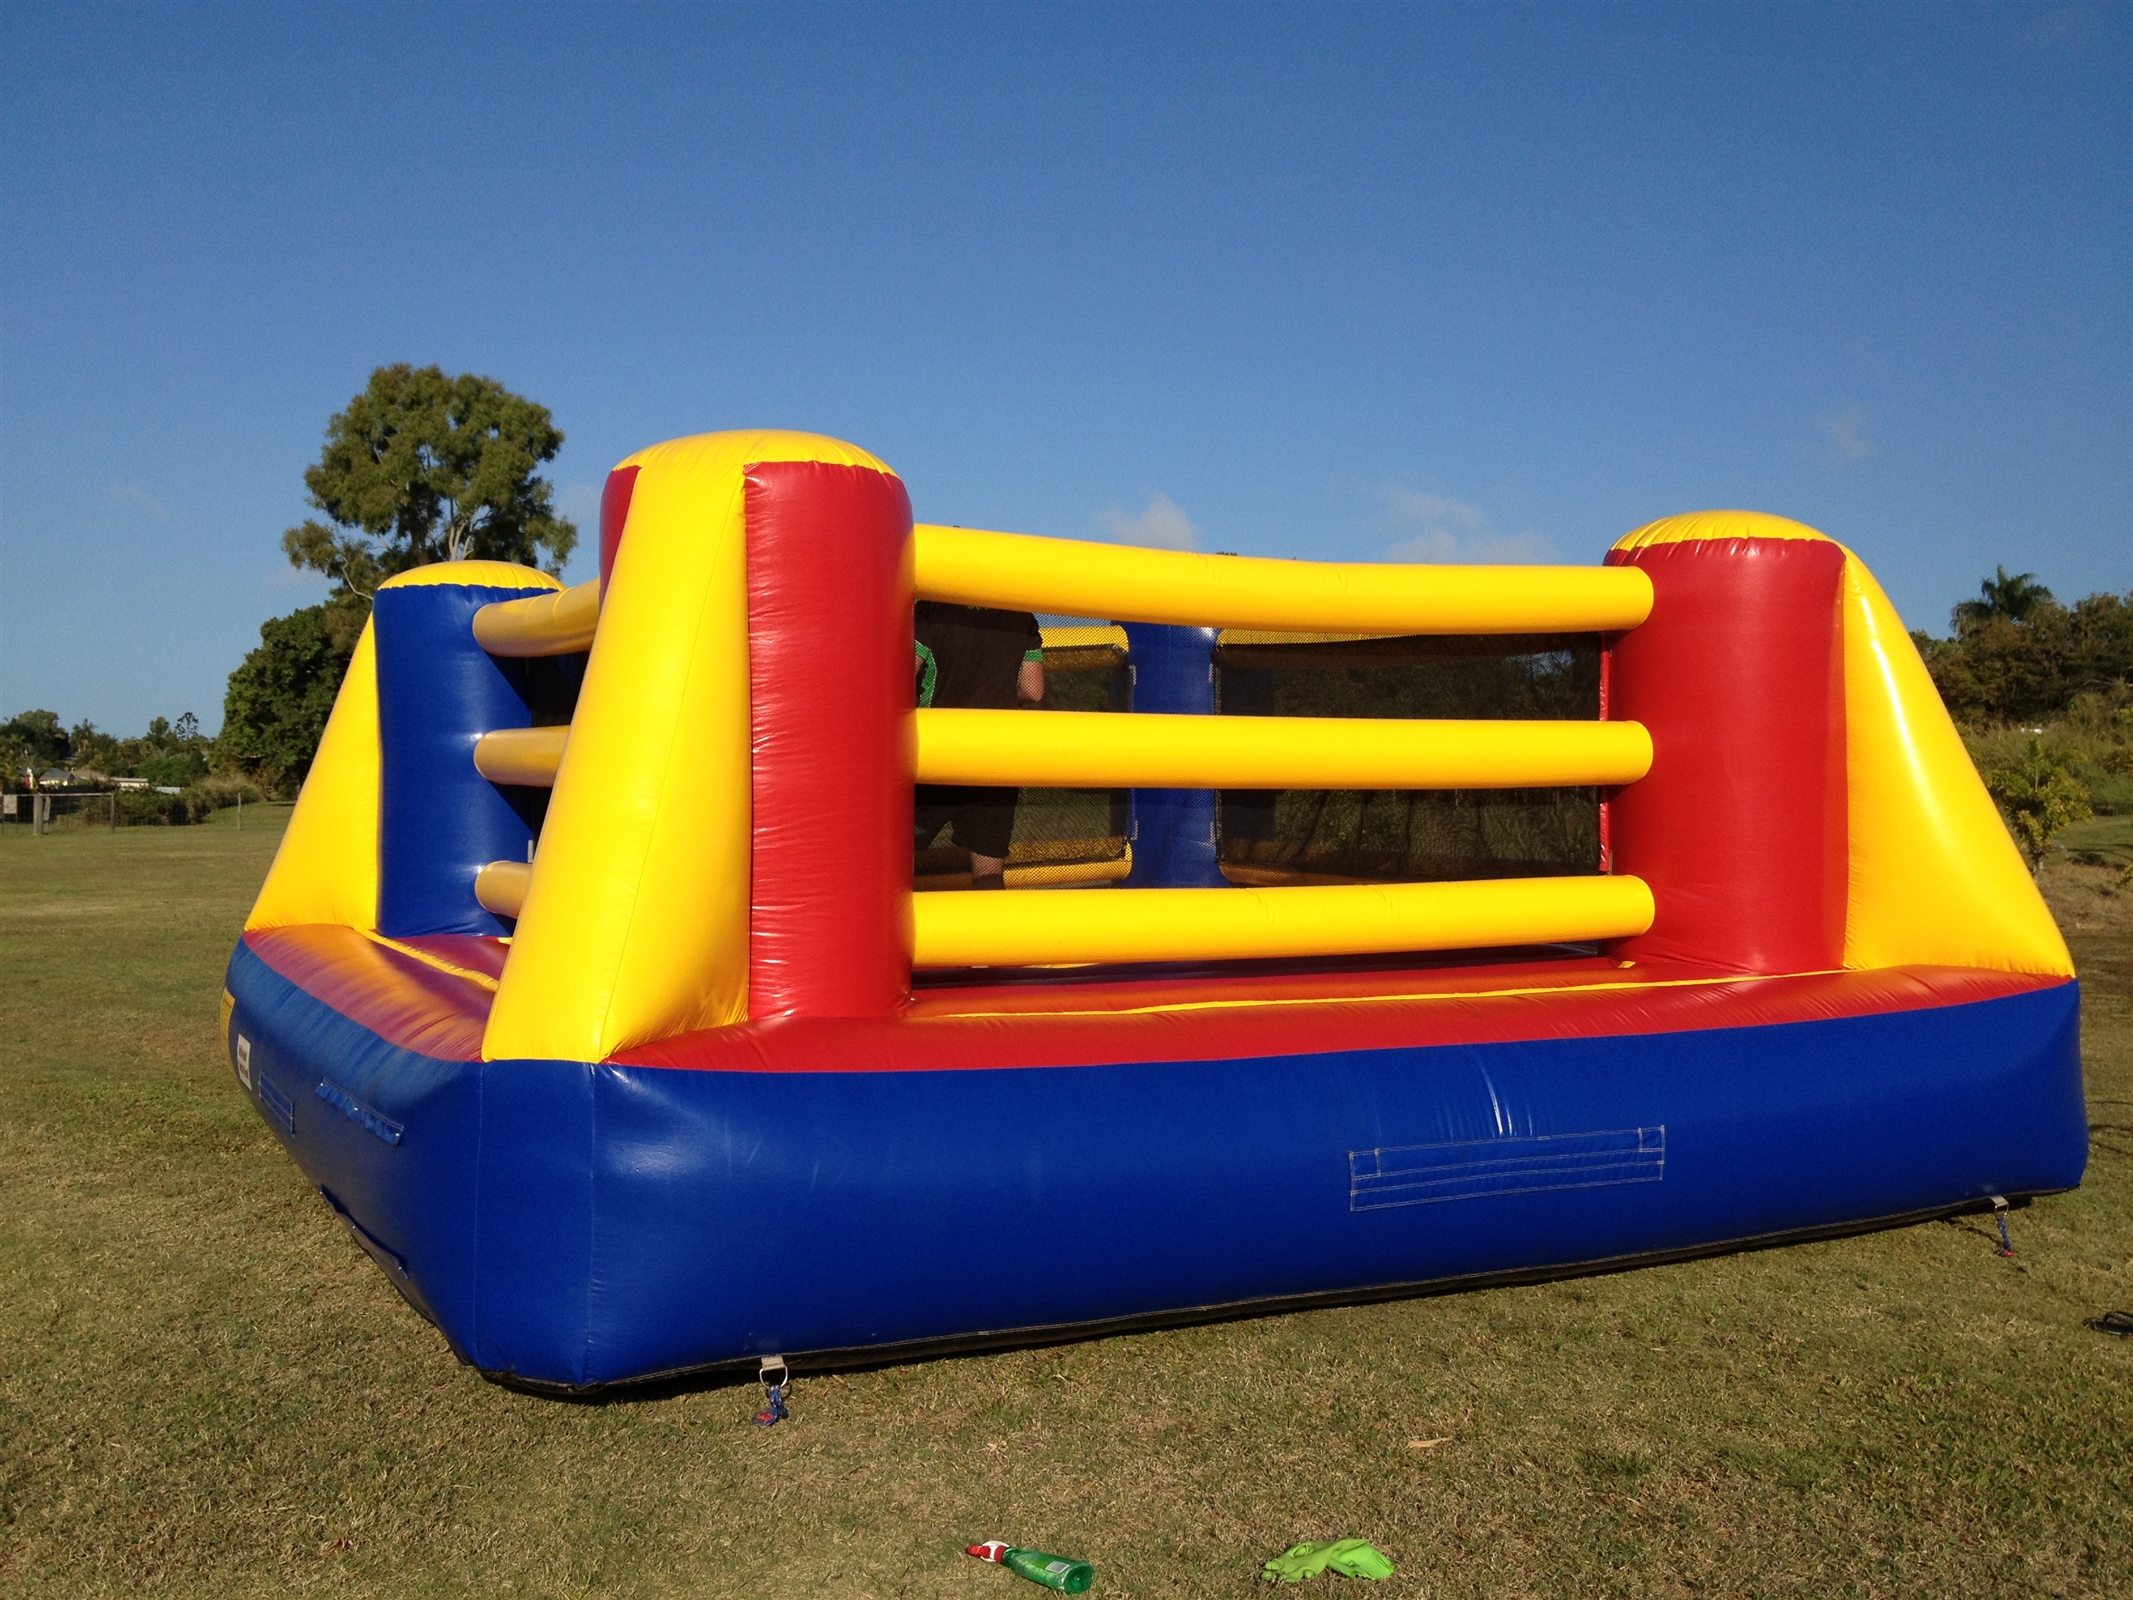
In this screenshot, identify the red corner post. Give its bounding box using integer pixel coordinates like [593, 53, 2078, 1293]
[1606, 533, 1848, 974]
[597, 465, 641, 594]
[744, 461, 915, 1018]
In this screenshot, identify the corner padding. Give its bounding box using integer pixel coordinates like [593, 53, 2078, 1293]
[1606, 522, 1848, 973]
[373, 577, 557, 938]
[745, 458, 915, 1018]
[1838, 554, 2072, 976]
[485, 432, 900, 1062]
[246, 618, 382, 932]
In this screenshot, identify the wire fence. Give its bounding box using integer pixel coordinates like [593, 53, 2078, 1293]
[1, 788, 248, 833]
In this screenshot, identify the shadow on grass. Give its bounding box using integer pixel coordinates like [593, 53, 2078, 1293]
[496, 1194, 2041, 1407]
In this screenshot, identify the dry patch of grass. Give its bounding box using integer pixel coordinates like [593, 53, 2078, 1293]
[3, 814, 2129, 1597]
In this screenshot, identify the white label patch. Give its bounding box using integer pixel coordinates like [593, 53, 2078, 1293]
[234, 1034, 252, 1090]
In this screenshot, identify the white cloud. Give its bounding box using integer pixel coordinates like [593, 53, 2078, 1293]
[1816, 402, 1876, 463]
[554, 478, 602, 528]
[1095, 492, 1199, 551]
[1380, 487, 1555, 564]
[105, 483, 169, 519]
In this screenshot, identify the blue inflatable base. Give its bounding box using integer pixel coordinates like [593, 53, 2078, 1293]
[225, 942, 2086, 1392]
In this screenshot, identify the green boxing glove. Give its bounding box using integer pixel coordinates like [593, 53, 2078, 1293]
[1260, 1539, 1396, 1583]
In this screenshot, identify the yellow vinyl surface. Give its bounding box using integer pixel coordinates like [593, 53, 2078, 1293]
[245, 617, 382, 931]
[473, 860, 532, 920]
[915, 525, 1653, 635]
[472, 726, 566, 787]
[1836, 554, 2072, 975]
[911, 875, 1655, 969]
[484, 430, 898, 1061]
[378, 560, 563, 592]
[472, 578, 601, 657]
[1612, 509, 1832, 552]
[915, 708, 1652, 790]
[915, 852, 1135, 893]
[1039, 623, 1131, 652]
[1003, 855, 1133, 889]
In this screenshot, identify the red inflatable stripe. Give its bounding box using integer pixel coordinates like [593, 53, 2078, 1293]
[243, 926, 2059, 1071]
[618, 964, 2060, 1073]
[743, 459, 915, 1019]
[243, 927, 496, 1059]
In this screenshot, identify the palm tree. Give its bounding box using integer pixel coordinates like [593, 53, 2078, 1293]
[1954, 567, 2055, 634]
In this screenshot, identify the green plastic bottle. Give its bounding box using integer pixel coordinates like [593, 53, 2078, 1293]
[966, 1539, 1095, 1594]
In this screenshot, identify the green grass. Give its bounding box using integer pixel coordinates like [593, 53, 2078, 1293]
[4, 812, 2131, 1598]
[2061, 812, 2133, 869]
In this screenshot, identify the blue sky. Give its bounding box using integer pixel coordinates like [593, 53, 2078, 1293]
[2, 1, 2126, 736]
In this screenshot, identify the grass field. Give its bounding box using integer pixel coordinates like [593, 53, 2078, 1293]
[2061, 810, 2133, 871]
[4, 809, 2130, 1598]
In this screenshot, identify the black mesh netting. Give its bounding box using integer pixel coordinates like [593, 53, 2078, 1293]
[913, 639, 1130, 888]
[913, 632, 1602, 888]
[1214, 633, 1601, 885]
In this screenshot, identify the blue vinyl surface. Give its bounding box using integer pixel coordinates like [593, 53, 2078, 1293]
[373, 581, 556, 938]
[1122, 622, 1229, 888]
[224, 940, 2086, 1390]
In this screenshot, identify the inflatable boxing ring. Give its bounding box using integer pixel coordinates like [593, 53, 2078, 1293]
[222, 430, 2084, 1392]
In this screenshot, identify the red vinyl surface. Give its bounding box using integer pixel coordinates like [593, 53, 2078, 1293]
[744, 459, 915, 1019]
[244, 927, 499, 1059]
[245, 926, 2060, 1071]
[1607, 538, 1848, 973]
[397, 933, 509, 982]
[596, 465, 640, 595]
[619, 963, 2058, 1073]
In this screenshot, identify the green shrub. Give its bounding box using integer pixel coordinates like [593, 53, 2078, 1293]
[135, 749, 209, 788]
[1962, 686, 2133, 817]
[1924, 590, 2132, 724]
[219, 602, 364, 794]
[1983, 739, 2092, 873]
[190, 772, 266, 809]
[111, 789, 213, 827]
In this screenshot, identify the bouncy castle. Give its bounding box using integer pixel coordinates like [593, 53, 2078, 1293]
[223, 430, 2085, 1392]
